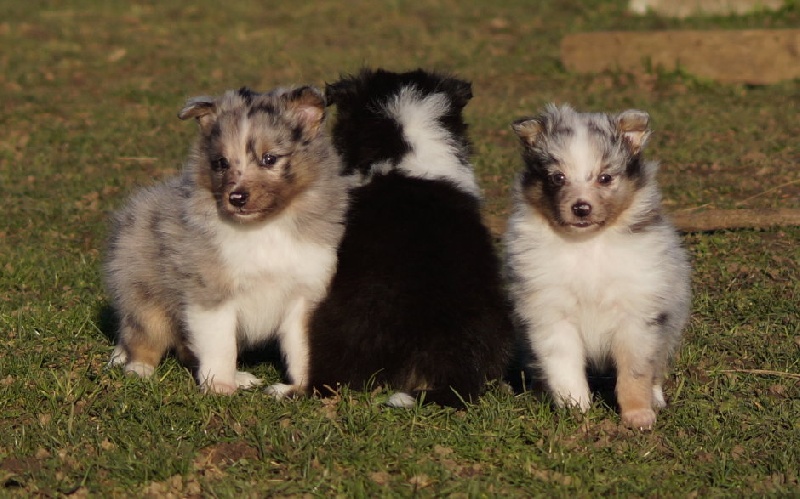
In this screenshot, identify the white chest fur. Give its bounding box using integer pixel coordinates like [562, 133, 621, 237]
[509, 210, 673, 359]
[213, 216, 336, 344]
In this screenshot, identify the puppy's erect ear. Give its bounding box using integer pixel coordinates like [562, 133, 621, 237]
[178, 96, 217, 134]
[283, 86, 326, 138]
[323, 83, 339, 107]
[511, 117, 545, 147]
[616, 109, 651, 155]
[324, 77, 357, 107]
[444, 78, 473, 109]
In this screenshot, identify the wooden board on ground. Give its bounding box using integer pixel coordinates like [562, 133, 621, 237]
[561, 29, 800, 85]
[485, 209, 800, 236]
[671, 208, 800, 232]
[628, 0, 785, 18]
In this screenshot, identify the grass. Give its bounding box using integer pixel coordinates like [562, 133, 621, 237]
[1, 0, 798, 495]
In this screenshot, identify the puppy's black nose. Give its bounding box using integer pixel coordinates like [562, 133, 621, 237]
[572, 201, 592, 218]
[229, 191, 249, 208]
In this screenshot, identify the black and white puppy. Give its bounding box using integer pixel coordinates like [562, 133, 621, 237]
[308, 68, 513, 408]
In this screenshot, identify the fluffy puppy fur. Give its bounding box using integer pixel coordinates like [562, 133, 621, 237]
[105, 86, 348, 396]
[307, 68, 514, 408]
[505, 104, 690, 429]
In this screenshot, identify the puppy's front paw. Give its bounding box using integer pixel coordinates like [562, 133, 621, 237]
[235, 371, 263, 389]
[202, 380, 238, 395]
[652, 385, 667, 409]
[621, 408, 657, 430]
[554, 391, 592, 413]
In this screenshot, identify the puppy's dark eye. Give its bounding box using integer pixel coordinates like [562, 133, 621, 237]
[212, 157, 229, 172]
[259, 153, 279, 168]
[549, 172, 566, 186]
[598, 173, 613, 185]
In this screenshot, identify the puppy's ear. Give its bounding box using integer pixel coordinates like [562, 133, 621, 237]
[445, 78, 473, 109]
[616, 109, 651, 154]
[512, 117, 545, 147]
[178, 96, 217, 134]
[324, 78, 356, 107]
[283, 86, 326, 138]
[323, 83, 339, 107]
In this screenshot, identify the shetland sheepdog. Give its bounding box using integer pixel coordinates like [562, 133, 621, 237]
[505, 104, 690, 429]
[307, 68, 513, 408]
[105, 86, 348, 396]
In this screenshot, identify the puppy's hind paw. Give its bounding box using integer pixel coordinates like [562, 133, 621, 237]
[235, 371, 263, 390]
[109, 346, 156, 379]
[621, 408, 657, 430]
[265, 383, 301, 400]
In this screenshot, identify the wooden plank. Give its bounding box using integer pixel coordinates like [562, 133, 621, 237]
[560, 29, 800, 85]
[671, 209, 800, 232]
[628, 0, 786, 18]
[484, 209, 800, 237]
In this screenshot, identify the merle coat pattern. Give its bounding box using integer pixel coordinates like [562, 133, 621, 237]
[105, 86, 348, 396]
[505, 104, 691, 429]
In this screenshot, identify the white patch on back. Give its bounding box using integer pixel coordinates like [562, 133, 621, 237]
[384, 88, 480, 196]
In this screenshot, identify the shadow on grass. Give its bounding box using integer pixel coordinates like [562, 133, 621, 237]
[96, 302, 117, 345]
[508, 359, 621, 412]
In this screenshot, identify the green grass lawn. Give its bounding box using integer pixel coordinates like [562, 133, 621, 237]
[1, 0, 798, 495]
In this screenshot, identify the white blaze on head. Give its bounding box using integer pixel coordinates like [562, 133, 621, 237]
[567, 122, 599, 184]
[557, 121, 604, 212]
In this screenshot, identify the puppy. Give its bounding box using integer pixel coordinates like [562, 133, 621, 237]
[307, 68, 514, 408]
[505, 104, 690, 429]
[104, 86, 348, 396]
